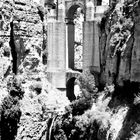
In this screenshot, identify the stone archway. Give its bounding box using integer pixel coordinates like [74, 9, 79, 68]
[66, 3, 84, 70]
[66, 71, 81, 102]
[66, 77, 76, 102]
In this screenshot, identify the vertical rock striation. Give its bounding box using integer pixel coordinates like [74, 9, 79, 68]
[0, 0, 47, 79]
[99, 1, 140, 87]
[0, 0, 13, 79]
[130, 1, 140, 82]
[13, 0, 44, 76]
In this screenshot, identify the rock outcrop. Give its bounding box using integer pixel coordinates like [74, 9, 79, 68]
[99, 0, 140, 87]
[0, 0, 48, 79]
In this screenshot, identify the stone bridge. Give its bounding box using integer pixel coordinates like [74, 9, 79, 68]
[44, 0, 109, 91]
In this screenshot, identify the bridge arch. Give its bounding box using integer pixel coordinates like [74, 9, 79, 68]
[66, 77, 76, 102]
[66, 3, 85, 70]
[66, 71, 81, 102]
[66, 3, 84, 20]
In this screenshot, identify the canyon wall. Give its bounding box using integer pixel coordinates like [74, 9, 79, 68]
[99, 0, 140, 88]
[0, 0, 47, 80]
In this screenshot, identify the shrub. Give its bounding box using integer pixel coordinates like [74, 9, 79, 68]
[52, 89, 94, 139]
[65, 96, 93, 116]
[78, 69, 96, 93]
[7, 75, 24, 99]
[0, 75, 24, 140]
[0, 95, 21, 140]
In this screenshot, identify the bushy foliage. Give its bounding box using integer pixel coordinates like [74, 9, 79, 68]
[0, 76, 24, 140]
[65, 96, 93, 116]
[0, 95, 21, 140]
[52, 91, 111, 140]
[7, 75, 24, 98]
[52, 88, 129, 140]
[77, 69, 97, 94]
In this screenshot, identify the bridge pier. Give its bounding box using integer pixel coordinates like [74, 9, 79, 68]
[47, 21, 66, 88]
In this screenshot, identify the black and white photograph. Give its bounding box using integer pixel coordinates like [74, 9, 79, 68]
[0, 0, 139, 139]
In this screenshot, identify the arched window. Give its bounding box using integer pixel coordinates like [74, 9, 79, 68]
[66, 4, 84, 71]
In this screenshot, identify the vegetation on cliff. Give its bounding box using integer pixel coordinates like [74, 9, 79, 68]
[0, 76, 24, 140]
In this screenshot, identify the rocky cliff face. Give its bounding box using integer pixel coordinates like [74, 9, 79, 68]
[0, 0, 48, 78]
[99, 0, 140, 87]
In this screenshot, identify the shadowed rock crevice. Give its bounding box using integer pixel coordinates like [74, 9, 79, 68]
[114, 51, 121, 85]
[37, 6, 44, 22]
[42, 24, 48, 65]
[9, 21, 17, 75]
[37, 6, 48, 65]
